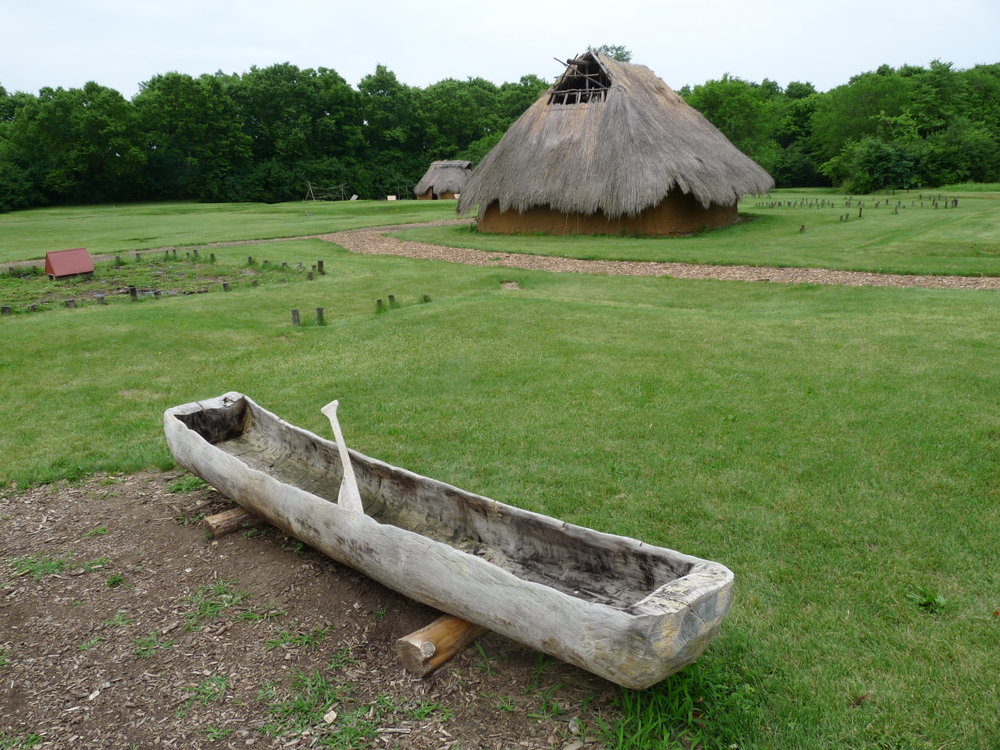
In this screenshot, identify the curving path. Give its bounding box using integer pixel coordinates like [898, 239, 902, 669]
[320, 220, 1000, 291]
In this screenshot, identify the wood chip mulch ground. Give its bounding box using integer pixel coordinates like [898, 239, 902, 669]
[1, 472, 616, 749]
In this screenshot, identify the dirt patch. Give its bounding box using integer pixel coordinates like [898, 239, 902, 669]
[0, 472, 616, 749]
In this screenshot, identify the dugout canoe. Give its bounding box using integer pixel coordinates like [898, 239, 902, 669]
[163, 392, 734, 689]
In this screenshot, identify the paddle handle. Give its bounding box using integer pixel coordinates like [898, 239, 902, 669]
[321, 400, 365, 515]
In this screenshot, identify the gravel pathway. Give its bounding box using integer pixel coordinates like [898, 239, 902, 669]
[321, 220, 1000, 291]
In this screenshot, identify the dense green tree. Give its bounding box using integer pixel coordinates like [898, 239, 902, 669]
[5, 82, 145, 203]
[134, 72, 252, 200]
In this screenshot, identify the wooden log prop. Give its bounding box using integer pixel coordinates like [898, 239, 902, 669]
[204, 507, 262, 538]
[397, 615, 489, 677]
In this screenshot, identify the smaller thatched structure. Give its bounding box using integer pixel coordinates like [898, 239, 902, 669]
[414, 160, 473, 200]
[457, 51, 774, 236]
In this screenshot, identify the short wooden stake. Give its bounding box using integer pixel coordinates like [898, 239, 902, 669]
[135, 252, 142, 262]
[154, 290, 162, 299]
[282, 262, 288, 269]
[297, 262, 303, 271]
[1, 305, 10, 315]
[252, 279, 258, 287]
[397, 615, 489, 677]
[376, 299, 384, 311]
[129, 286, 138, 301]
[164, 250, 170, 260]
[193, 248, 200, 259]
[423, 294, 430, 303]
[291, 309, 300, 326]
[248, 256, 254, 265]
[65, 299, 75, 308]
[316, 307, 324, 325]
[172, 248, 177, 259]
[308, 271, 313, 281]
[222, 282, 230, 291]
[27, 304, 37, 312]
[210, 253, 216, 263]
[204, 507, 262, 538]
[317, 260, 324, 274]
[96, 293, 106, 305]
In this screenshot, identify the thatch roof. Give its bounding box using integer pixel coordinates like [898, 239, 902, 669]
[414, 160, 473, 196]
[457, 51, 774, 220]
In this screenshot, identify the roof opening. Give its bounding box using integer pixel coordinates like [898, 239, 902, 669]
[548, 53, 610, 105]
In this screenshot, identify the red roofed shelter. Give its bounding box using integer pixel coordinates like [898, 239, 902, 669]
[45, 248, 94, 280]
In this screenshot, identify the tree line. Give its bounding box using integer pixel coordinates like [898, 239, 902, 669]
[681, 60, 1000, 193]
[1, 59, 998, 212]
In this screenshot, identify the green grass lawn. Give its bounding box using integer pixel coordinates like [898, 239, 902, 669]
[392, 187, 1000, 277]
[2, 233, 999, 749]
[0, 199, 458, 265]
[3, 198, 1000, 749]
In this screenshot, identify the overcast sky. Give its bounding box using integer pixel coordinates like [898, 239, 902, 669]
[2, 0, 998, 99]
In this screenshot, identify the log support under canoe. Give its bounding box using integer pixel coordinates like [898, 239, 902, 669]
[397, 615, 489, 677]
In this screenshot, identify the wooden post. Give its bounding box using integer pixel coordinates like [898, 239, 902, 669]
[316, 307, 324, 325]
[222, 282, 230, 291]
[173, 248, 177, 259]
[423, 294, 430, 303]
[317, 260, 324, 275]
[248, 256, 254, 265]
[129, 286, 138, 301]
[210, 253, 216, 263]
[388, 294, 396, 308]
[27, 304, 37, 312]
[282, 262, 288, 269]
[96, 293, 106, 305]
[396, 615, 489, 677]
[376, 299, 384, 311]
[204, 507, 261, 538]
[263, 260, 268, 267]
[154, 290, 162, 299]
[193, 248, 200, 259]
[297, 262, 303, 270]
[1, 306, 10, 315]
[252, 279, 258, 287]
[858, 207, 863, 219]
[66, 299, 75, 308]
[135, 252, 141, 262]
[291, 309, 300, 326]
[308, 272, 313, 281]
[165, 250, 169, 260]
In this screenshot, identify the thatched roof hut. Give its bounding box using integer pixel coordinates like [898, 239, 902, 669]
[457, 51, 774, 236]
[414, 160, 473, 200]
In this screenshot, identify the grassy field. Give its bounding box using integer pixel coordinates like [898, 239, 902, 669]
[0, 199, 458, 265]
[392, 187, 1000, 277]
[2, 201, 1000, 749]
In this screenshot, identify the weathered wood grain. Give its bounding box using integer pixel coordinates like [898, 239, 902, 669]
[396, 615, 489, 677]
[164, 392, 734, 689]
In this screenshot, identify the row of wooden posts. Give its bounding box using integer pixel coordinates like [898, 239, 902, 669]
[288, 293, 432, 326]
[757, 196, 959, 210]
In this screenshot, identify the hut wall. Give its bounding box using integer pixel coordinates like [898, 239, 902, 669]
[416, 189, 458, 200]
[478, 191, 738, 237]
